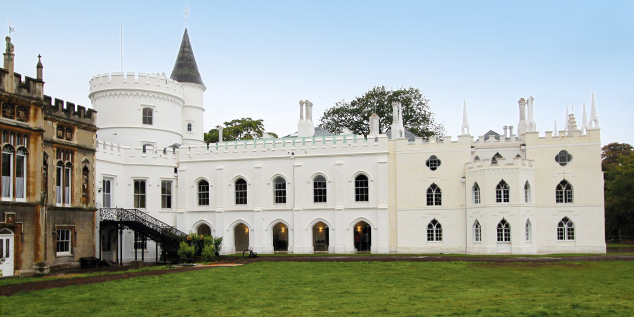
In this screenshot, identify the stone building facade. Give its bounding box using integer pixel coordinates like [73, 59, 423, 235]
[0, 36, 97, 276]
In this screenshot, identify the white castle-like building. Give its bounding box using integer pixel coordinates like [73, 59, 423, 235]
[92, 29, 605, 262]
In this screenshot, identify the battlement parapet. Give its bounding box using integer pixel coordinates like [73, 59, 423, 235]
[96, 139, 180, 165]
[525, 128, 600, 145]
[42, 95, 96, 125]
[0, 69, 43, 99]
[180, 134, 389, 161]
[466, 156, 534, 171]
[89, 72, 183, 100]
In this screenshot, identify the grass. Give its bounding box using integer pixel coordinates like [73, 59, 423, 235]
[2, 261, 634, 316]
[0, 265, 172, 287]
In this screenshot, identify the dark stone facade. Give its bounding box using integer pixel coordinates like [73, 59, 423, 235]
[0, 36, 97, 276]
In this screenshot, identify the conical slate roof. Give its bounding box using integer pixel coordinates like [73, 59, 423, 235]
[170, 29, 205, 88]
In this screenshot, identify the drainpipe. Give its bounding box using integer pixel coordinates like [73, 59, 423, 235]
[462, 176, 467, 254]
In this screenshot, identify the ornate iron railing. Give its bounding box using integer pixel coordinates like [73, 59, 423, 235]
[100, 208, 187, 251]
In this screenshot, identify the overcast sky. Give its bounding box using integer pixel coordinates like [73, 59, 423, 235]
[2, 1, 633, 145]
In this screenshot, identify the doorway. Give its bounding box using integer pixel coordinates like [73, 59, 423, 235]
[0, 228, 14, 277]
[354, 221, 371, 252]
[234, 223, 249, 252]
[312, 222, 329, 252]
[273, 223, 288, 252]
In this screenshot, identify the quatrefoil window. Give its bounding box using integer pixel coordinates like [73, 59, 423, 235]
[555, 150, 572, 166]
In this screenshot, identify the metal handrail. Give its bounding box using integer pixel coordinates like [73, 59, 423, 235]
[100, 208, 187, 249]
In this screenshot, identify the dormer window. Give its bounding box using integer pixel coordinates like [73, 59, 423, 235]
[142, 107, 153, 125]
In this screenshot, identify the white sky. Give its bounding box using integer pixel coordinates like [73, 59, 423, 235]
[2, 1, 633, 145]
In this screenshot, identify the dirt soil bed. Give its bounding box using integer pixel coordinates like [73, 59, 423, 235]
[2, 254, 633, 297]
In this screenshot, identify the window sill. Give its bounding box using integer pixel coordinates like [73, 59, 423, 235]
[56, 253, 73, 257]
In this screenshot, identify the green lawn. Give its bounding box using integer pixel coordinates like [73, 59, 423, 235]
[2, 261, 634, 316]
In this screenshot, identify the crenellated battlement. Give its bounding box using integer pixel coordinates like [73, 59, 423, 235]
[465, 156, 535, 171]
[96, 139, 180, 165]
[0, 69, 43, 99]
[89, 72, 183, 101]
[181, 134, 389, 161]
[43, 95, 96, 125]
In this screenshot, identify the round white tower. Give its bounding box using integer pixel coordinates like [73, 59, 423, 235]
[89, 72, 184, 148]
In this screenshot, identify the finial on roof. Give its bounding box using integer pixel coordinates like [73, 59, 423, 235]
[589, 92, 599, 128]
[461, 99, 469, 135]
[170, 28, 205, 89]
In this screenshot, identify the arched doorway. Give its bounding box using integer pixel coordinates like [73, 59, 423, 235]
[0, 228, 14, 277]
[197, 223, 212, 236]
[234, 223, 249, 253]
[354, 221, 371, 252]
[312, 222, 329, 252]
[273, 223, 288, 252]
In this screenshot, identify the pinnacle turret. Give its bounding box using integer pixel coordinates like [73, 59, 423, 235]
[170, 29, 205, 89]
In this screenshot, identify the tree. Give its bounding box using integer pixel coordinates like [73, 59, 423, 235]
[602, 142, 634, 241]
[602, 142, 633, 171]
[319, 86, 444, 138]
[204, 118, 277, 143]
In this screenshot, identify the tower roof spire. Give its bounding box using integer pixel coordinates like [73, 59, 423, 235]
[170, 28, 205, 89]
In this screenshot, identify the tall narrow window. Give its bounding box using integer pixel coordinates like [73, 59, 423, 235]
[556, 180, 573, 203]
[557, 217, 575, 241]
[161, 180, 172, 209]
[313, 175, 327, 203]
[133, 180, 146, 209]
[64, 162, 72, 205]
[102, 178, 112, 208]
[524, 181, 531, 203]
[56, 161, 63, 204]
[525, 219, 532, 242]
[235, 178, 247, 205]
[426, 183, 442, 206]
[497, 219, 511, 242]
[472, 182, 481, 205]
[2, 145, 14, 199]
[56, 228, 72, 255]
[355, 174, 369, 202]
[274, 177, 286, 204]
[427, 219, 442, 242]
[496, 180, 510, 203]
[473, 220, 481, 242]
[198, 180, 209, 206]
[142, 107, 153, 125]
[15, 147, 27, 199]
[187, 123, 192, 132]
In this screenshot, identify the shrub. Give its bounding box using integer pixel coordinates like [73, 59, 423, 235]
[213, 237, 223, 255]
[201, 244, 216, 262]
[178, 241, 196, 263]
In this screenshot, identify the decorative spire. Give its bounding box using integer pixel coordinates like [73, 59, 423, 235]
[170, 29, 205, 89]
[461, 99, 469, 135]
[553, 121, 558, 137]
[589, 92, 599, 128]
[564, 107, 569, 131]
[518, 98, 527, 136]
[527, 96, 536, 132]
[36, 54, 43, 80]
[581, 102, 588, 133]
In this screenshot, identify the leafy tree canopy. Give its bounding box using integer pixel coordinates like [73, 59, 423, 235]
[601, 142, 634, 241]
[601, 142, 634, 173]
[319, 86, 444, 138]
[204, 118, 277, 143]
